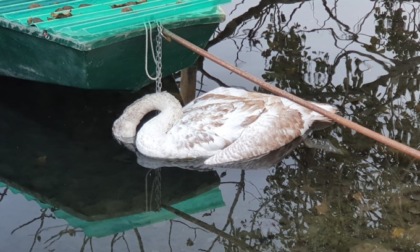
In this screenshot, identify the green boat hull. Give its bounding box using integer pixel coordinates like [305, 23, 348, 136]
[0, 23, 218, 90]
[0, 0, 228, 90]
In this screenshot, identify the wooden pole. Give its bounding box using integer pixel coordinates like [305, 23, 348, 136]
[162, 28, 420, 160]
[180, 67, 197, 104]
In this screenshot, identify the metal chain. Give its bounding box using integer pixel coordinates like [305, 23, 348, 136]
[155, 23, 163, 93]
[153, 24, 163, 209]
[145, 168, 162, 212]
[144, 22, 163, 93]
[151, 168, 161, 210]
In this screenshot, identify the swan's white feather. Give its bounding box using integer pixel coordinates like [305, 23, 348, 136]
[112, 87, 337, 165]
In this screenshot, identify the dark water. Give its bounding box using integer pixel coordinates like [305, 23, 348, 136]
[1, 0, 420, 251]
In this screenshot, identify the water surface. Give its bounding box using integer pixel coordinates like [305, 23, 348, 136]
[1, 0, 420, 251]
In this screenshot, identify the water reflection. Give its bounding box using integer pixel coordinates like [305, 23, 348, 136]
[135, 139, 301, 171]
[0, 77, 225, 250]
[199, 0, 420, 251]
[135, 121, 339, 170]
[1, 0, 420, 251]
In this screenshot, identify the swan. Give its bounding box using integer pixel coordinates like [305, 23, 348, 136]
[112, 87, 337, 165]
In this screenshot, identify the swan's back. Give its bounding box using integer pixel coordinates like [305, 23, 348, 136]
[169, 95, 267, 157]
[176, 87, 337, 164]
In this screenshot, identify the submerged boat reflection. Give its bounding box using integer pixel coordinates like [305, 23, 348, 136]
[0, 167, 223, 238]
[0, 78, 224, 237]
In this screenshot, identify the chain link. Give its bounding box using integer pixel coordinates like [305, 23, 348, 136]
[155, 24, 163, 93]
[145, 168, 162, 212]
[151, 168, 161, 210]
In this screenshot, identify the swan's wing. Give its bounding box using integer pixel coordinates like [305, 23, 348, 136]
[183, 94, 242, 111]
[183, 87, 259, 110]
[204, 102, 305, 165]
[168, 100, 266, 156]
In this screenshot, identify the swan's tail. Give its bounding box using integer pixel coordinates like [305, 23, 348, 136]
[309, 102, 338, 122]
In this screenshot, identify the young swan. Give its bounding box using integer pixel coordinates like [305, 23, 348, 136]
[112, 87, 337, 165]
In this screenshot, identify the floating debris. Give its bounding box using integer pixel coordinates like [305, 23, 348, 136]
[391, 227, 405, 239]
[34, 155, 47, 167]
[111, 0, 147, 8]
[186, 238, 194, 246]
[315, 198, 329, 215]
[29, 3, 41, 9]
[79, 4, 92, 8]
[280, 13, 286, 23]
[391, 225, 420, 244]
[27, 17, 43, 25]
[352, 191, 364, 202]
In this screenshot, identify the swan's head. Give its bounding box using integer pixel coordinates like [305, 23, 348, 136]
[112, 117, 137, 146]
[112, 91, 183, 151]
[112, 93, 162, 145]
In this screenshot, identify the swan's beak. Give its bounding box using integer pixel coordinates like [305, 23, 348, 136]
[113, 136, 137, 152]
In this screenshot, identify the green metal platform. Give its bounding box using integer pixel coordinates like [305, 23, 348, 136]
[0, 0, 228, 89]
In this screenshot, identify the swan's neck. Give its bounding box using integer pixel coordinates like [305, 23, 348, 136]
[112, 92, 183, 150]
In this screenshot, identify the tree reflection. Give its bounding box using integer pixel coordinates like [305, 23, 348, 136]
[9, 210, 149, 252]
[198, 0, 420, 250]
[11, 208, 57, 252]
[0, 187, 7, 202]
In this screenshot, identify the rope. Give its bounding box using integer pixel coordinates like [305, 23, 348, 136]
[162, 28, 420, 160]
[144, 22, 163, 92]
[144, 23, 158, 81]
